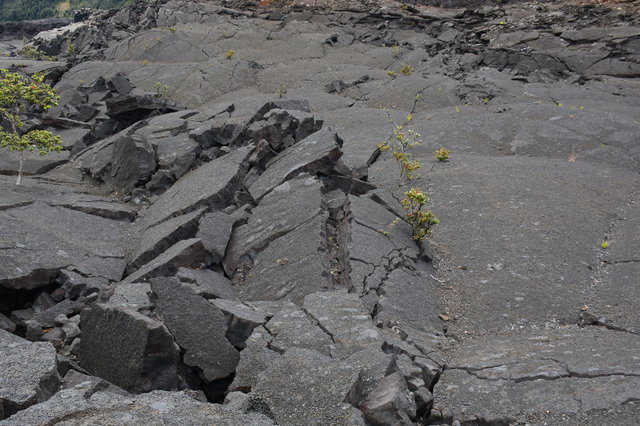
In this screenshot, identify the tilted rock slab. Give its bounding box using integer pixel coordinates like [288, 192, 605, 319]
[0, 331, 61, 420]
[151, 277, 240, 382]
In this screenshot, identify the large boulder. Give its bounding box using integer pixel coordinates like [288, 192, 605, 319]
[79, 305, 180, 393]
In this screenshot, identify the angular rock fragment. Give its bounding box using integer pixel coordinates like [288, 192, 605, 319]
[128, 208, 206, 272]
[79, 304, 180, 393]
[264, 302, 333, 356]
[135, 145, 253, 230]
[196, 211, 238, 264]
[2, 382, 274, 425]
[0, 331, 61, 419]
[229, 326, 280, 393]
[151, 277, 240, 382]
[60, 369, 128, 396]
[303, 290, 381, 358]
[248, 128, 343, 200]
[360, 372, 416, 426]
[122, 238, 209, 284]
[211, 299, 268, 348]
[176, 267, 238, 300]
[104, 282, 152, 311]
[250, 348, 364, 425]
[235, 215, 334, 304]
[155, 135, 200, 180]
[110, 134, 156, 195]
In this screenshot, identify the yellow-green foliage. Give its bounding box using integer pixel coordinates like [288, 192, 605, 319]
[399, 64, 414, 76]
[378, 124, 422, 180]
[378, 115, 440, 240]
[225, 49, 235, 59]
[402, 188, 440, 241]
[153, 81, 171, 100]
[18, 45, 55, 61]
[434, 147, 450, 162]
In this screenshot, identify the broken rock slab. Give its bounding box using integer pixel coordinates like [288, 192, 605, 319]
[225, 173, 328, 285]
[0, 201, 127, 291]
[151, 277, 240, 382]
[248, 127, 343, 201]
[431, 326, 640, 424]
[122, 238, 209, 284]
[134, 144, 253, 230]
[303, 290, 382, 358]
[212, 299, 268, 349]
[176, 267, 238, 300]
[235, 215, 334, 305]
[2, 382, 274, 426]
[249, 348, 364, 425]
[127, 207, 206, 273]
[79, 304, 180, 393]
[0, 330, 61, 420]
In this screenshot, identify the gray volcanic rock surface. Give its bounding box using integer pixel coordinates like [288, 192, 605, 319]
[1, 0, 639, 424]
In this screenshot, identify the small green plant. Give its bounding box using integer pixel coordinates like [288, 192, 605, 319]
[378, 123, 423, 180]
[386, 70, 397, 77]
[66, 37, 76, 57]
[0, 70, 63, 185]
[378, 113, 440, 240]
[18, 45, 55, 61]
[399, 64, 414, 76]
[601, 241, 609, 249]
[153, 82, 172, 101]
[402, 188, 440, 241]
[225, 49, 235, 59]
[277, 82, 287, 98]
[434, 147, 450, 162]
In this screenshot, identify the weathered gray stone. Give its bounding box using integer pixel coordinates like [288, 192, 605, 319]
[0, 201, 127, 290]
[235, 215, 334, 304]
[250, 348, 364, 425]
[135, 145, 253, 230]
[60, 369, 128, 396]
[431, 327, 640, 423]
[303, 290, 381, 358]
[196, 211, 238, 264]
[111, 134, 156, 195]
[0, 331, 61, 419]
[211, 299, 267, 348]
[2, 383, 274, 425]
[105, 282, 152, 311]
[122, 238, 209, 284]
[151, 277, 239, 381]
[226, 175, 329, 295]
[360, 372, 416, 426]
[128, 208, 206, 272]
[264, 302, 333, 356]
[375, 267, 441, 334]
[79, 304, 180, 393]
[0, 313, 16, 333]
[248, 128, 343, 200]
[155, 135, 200, 180]
[229, 326, 280, 393]
[176, 267, 238, 300]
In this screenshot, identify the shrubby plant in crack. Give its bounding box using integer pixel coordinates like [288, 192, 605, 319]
[378, 114, 439, 241]
[0, 69, 63, 185]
